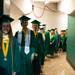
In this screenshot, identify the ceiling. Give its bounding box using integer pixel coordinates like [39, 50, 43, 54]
[33, 0, 63, 12]
[10, 0, 63, 14]
[33, 0, 62, 3]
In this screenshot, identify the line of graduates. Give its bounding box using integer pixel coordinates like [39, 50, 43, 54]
[39, 26, 67, 58]
[15, 16, 44, 75]
[0, 14, 45, 75]
[0, 14, 67, 75]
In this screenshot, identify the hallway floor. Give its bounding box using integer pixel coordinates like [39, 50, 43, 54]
[42, 53, 75, 75]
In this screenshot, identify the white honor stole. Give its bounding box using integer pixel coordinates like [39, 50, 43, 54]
[24, 30, 31, 55]
[17, 31, 22, 50]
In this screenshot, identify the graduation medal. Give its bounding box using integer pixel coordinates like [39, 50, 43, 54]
[2, 38, 9, 61]
[34, 31, 38, 38]
[42, 32, 45, 41]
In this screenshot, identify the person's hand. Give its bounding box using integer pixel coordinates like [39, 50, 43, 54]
[31, 53, 35, 62]
[34, 53, 38, 57]
[12, 72, 16, 75]
[50, 42, 52, 45]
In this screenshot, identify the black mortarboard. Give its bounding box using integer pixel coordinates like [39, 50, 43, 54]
[39, 24, 46, 29]
[55, 28, 57, 30]
[61, 30, 66, 32]
[50, 29, 55, 31]
[39, 26, 44, 29]
[42, 24, 46, 26]
[0, 15, 14, 23]
[31, 20, 40, 26]
[19, 15, 30, 21]
[48, 30, 51, 32]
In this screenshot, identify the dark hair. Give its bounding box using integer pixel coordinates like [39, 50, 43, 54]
[8, 25, 13, 38]
[0, 24, 13, 48]
[55, 28, 57, 30]
[51, 29, 55, 31]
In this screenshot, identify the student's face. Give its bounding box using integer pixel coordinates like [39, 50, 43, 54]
[21, 21, 28, 27]
[50, 30, 55, 35]
[60, 32, 64, 36]
[2, 22, 11, 34]
[55, 29, 57, 32]
[40, 28, 45, 33]
[32, 24, 39, 31]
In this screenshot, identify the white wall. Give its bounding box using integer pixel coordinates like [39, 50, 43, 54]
[56, 12, 68, 33]
[27, 7, 59, 30]
[27, 2, 68, 32]
[10, 2, 23, 35]
[10, 1, 68, 35]
[58, 0, 75, 14]
[11, 0, 32, 14]
[4, 0, 10, 14]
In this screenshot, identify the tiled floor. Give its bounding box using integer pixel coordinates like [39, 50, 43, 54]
[42, 53, 75, 75]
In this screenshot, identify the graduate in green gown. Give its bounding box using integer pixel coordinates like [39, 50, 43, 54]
[39, 25, 45, 66]
[54, 28, 60, 54]
[60, 30, 67, 52]
[49, 29, 56, 57]
[44, 30, 50, 56]
[39, 24, 50, 65]
[31, 20, 43, 75]
[0, 15, 20, 75]
[15, 15, 34, 75]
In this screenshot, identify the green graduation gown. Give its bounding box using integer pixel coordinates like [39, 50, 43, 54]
[15, 30, 43, 75]
[55, 33, 60, 53]
[15, 30, 35, 75]
[60, 35, 67, 52]
[0, 37, 20, 75]
[44, 31, 50, 56]
[30, 31, 43, 75]
[49, 34, 56, 56]
[39, 32, 45, 65]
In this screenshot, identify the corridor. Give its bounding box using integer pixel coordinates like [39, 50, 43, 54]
[42, 53, 75, 75]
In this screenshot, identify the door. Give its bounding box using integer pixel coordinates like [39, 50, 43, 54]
[67, 15, 75, 70]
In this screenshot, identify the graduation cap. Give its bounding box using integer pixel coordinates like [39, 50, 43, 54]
[19, 15, 30, 21]
[39, 24, 46, 29]
[61, 30, 66, 32]
[0, 15, 14, 23]
[39, 26, 44, 29]
[42, 24, 46, 26]
[55, 28, 57, 30]
[50, 29, 55, 31]
[48, 30, 51, 32]
[31, 20, 40, 26]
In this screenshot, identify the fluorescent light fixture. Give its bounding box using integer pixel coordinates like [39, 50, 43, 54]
[58, 0, 72, 14]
